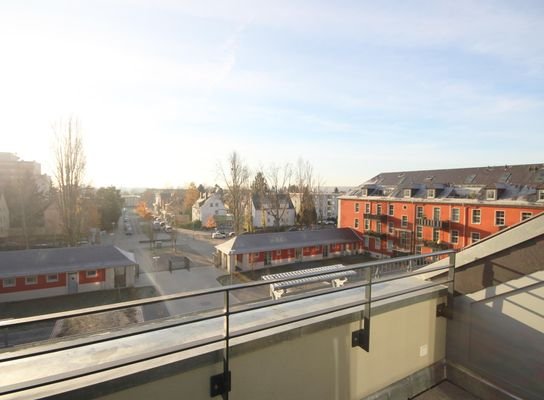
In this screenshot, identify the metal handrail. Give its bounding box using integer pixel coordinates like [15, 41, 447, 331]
[0, 251, 455, 399]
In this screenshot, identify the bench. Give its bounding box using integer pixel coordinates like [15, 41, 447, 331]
[262, 265, 357, 300]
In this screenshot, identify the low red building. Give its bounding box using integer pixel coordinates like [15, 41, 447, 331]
[215, 228, 364, 272]
[0, 245, 137, 302]
[339, 164, 544, 258]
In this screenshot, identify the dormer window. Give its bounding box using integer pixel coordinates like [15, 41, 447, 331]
[403, 189, 411, 198]
[486, 189, 496, 200]
[427, 189, 435, 199]
[361, 189, 368, 196]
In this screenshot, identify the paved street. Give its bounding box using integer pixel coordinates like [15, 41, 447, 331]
[106, 211, 230, 319]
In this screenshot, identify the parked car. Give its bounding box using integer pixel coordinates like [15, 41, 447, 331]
[212, 232, 226, 239]
[227, 231, 235, 237]
[164, 225, 172, 233]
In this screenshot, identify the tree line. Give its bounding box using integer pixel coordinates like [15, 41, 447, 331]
[2, 118, 124, 248]
[219, 151, 323, 234]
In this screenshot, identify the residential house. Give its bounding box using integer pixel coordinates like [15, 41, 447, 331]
[0, 245, 138, 302]
[250, 193, 296, 229]
[192, 191, 228, 227]
[215, 228, 364, 272]
[339, 164, 544, 258]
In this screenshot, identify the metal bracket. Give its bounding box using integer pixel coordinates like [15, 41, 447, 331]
[436, 303, 452, 319]
[210, 371, 231, 398]
[352, 329, 370, 352]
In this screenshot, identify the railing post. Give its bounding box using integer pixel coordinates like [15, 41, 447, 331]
[352, 265, 371, 352]
[210, 289, 231, 398]
[437, 251, 455, 319]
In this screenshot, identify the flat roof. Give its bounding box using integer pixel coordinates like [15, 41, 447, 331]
[0, 246, 136, 279]
[216, 228, 364, 254]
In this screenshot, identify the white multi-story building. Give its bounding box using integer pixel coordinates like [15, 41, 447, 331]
[290, 190, 343, 222]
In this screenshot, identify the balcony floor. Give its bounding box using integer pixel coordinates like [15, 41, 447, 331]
[413, 381, 479, 400]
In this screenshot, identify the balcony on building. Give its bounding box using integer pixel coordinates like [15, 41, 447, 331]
[1, 213, 543, 400]
[362, 213, 387, 222]
[415, 217, 450, 230]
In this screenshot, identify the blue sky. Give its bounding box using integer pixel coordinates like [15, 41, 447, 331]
[1, 0, 543, 189]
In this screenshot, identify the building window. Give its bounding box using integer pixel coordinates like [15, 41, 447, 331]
[432, 228, 440, 242]
[46, 274, 59, 283]
[471, 232, 480, 244]
[264, 252, 272, 265]
[388, 204, 394, 216]
[364, 236, 369, 248]
[415, 245, 422, 255]
[86, 270, 98, 278]
[416, 206, 423, 219]
[416, 226, 423, 239]
[25, 276, 38, 285]
[354, 218, 359, 228]
[451, 230, 459, 244]
[427, 189, 435, 198]
[486, 189, 496, 200]
[539, 190, 544, 201]
[376, 204, 382, 215]
[355, 203, 360, 212]
[451, 208, 460, 222]
[375, 238, 381, 250]
[364, 219, 370, 230]
[388, 222, 394, 234]
[403, 189, 411, 198]
[387, 240, 393, 250]
[495, 210, 505, 226]
[433, 207, 440, 220]
[2, 278, 15, 288]
[521, 212, 532, 221]
[365, 203, 370, 213]
[376, 222, 382, 233]
[471, 209, 481, 224]
[276, 250, 282, 257]
[401, 215, 408, 228]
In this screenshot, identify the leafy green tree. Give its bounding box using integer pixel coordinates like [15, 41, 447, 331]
[298, 186, 317, 227]
[96, 186, 124, 231]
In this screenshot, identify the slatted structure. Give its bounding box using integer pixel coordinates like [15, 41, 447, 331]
[262, 264, 357, 299]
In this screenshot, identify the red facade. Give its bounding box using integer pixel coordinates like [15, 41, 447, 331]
[1, 269, 106, 294]
[340, 198, 543, 256]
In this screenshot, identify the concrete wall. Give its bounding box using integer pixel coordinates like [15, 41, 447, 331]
[95, 294, 447, 400]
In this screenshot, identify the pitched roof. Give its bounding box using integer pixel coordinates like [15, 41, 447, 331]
[252, 193, 294, 210]
[346, 163, 544, 203]
[362, 163, 544, 187]
[216, 228, 364, 254]
[0, 245, 136, 279]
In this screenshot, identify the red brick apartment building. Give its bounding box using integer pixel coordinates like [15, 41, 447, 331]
[339, 164, 544, 257]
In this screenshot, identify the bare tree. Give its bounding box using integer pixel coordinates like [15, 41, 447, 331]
[313, 174, 327, 223]
[265, 163, 293, 230]
[53, 117, 86, 246]
[220, 152, 250, 235]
